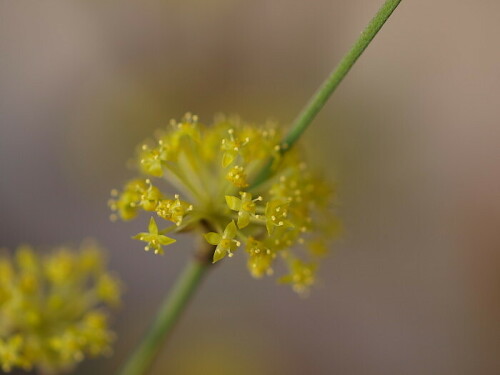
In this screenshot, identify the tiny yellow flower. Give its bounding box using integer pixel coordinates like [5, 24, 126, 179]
[264, 198, 293, 235]
[221, 128, 249, 167]
[80, 312, 115, 357]
[138, 180, 163, 211]
[44, 249, 75, 284]
[204, 221, 241, 263]
[155, 195, 193, 226]
[133, 217, 176, 255]
[108, 179, 148, 220]
[50, 330, 85, 363]
[225, 192, 262, 229]
[279, 259, 317, 295]
[139, 146, 165, 177]
[97, 273, 122, 306]
[246, 237, 276, 278]
[226, 165, 249, 188]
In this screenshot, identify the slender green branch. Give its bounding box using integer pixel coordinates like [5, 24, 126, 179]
[120, 259, 209, 375]
[251, 0, 402, 188]
[283, 0, 402, 149]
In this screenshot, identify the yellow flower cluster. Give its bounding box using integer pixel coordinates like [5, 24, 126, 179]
[0, 242, 121, 373]
[110, 114, 340, 294]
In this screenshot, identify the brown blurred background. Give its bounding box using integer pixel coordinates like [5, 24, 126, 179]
[1, 1, 499, 374]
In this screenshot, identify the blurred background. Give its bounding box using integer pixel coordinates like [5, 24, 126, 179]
[1, 1, 499, 374]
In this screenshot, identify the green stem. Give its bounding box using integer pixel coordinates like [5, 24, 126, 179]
[120, 259, 209, 375]
[251, 0, 402, 188]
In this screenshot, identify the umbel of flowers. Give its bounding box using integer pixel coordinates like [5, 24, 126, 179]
[0, 242, 121, 373]
[110, 113, 339, 294]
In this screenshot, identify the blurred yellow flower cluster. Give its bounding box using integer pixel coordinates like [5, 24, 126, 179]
[0, 242, 121, 373]
[110, 114, 340, 294]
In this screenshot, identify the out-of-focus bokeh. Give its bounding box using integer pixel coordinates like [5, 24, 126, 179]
[1, 1, 499, 374]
